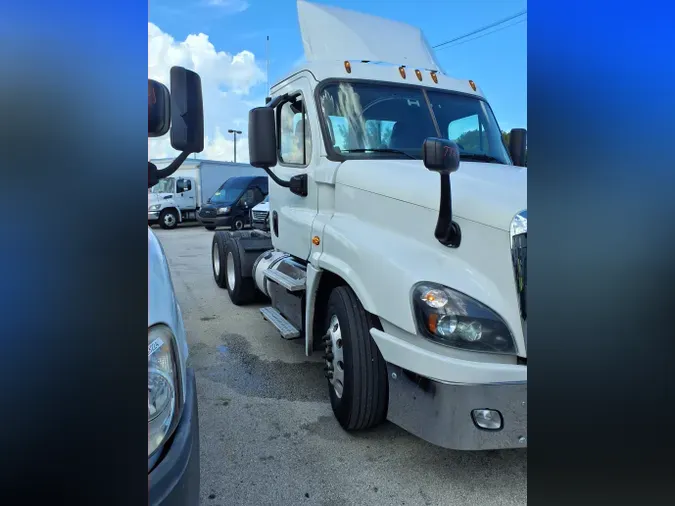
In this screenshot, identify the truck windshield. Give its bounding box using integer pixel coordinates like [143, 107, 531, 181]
[210, 179, 249, 204]
[150, 177, 175, 193]
[318, 81, 511, 165]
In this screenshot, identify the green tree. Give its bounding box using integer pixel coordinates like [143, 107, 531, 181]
[454, 129, 527, 166]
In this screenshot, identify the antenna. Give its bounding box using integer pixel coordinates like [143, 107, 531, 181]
[266, 35, 270, 95]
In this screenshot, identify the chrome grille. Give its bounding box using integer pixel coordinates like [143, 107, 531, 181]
[252, 210, 269, 221]
[512, 233, 527, 320]
[510, 210, 527, 351]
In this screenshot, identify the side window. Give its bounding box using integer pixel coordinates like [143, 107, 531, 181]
[240, 189, 255, 206]
[279, 96, 312, 165]
[177, 178, 191, 193]
[251, 187, 264, 204]
[447, 114, 489, 153]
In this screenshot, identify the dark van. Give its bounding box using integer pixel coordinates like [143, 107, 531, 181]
[197, 176, 269, 231]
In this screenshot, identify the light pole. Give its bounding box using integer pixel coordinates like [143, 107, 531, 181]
[228, 129, 242, 163]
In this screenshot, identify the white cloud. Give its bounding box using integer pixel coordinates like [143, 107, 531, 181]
[205, 0, 250, 13]
[148, 22, 265, 162]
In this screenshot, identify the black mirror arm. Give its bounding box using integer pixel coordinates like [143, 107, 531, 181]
[265, 93, 289, 109]
[434, 174, 461, 248]
[260, 168, 307, 197]
[156, 151, 191, 179]
[261, 167, 290, 188]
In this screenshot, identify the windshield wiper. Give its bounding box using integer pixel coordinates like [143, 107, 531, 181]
[460, 153, 505, 164]
[341, 148, 417, 160]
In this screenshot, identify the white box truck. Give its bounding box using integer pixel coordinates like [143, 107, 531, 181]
[148, 158, 265, 230]
[210, 0, 527, 451]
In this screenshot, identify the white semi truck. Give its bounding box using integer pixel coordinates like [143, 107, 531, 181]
[148, 158, 264, 230]
[211, 0, 527, 451]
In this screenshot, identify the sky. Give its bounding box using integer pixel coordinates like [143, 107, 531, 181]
[149, 0, 527, 161]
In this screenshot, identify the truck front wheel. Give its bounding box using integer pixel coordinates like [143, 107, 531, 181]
[323, 286, 388, 431]
[159, 209, 178, 230]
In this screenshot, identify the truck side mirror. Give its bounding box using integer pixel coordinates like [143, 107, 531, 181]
[423, 137, 460, 174]
[508, 128, 527, 167]
[148, 79, 171, 137]
[423, 137, 461, 248]
[248, 107, 277, 169]
[170, 66, 205, 154]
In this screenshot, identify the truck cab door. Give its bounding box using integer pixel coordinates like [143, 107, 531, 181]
[269, 75, 318, 260]
[175, 178, 196, 210]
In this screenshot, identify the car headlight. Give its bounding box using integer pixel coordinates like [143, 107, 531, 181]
[148, 324, 181, 457]
[148, 204, 161, 211]
[217, 206, 231, 215]
[412, 282, 517, 354]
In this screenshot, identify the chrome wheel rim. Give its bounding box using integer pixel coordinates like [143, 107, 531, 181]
[212, 242, 220, 277]
[227, 251, 236, 290]
[163, 213, 176, 227]
[324, 315, 345, 398]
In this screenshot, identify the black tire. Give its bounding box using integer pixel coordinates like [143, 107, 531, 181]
[211, 232, 229, 288]
[231, 217, 245, 231]
[324, 285, 388, 431]
[222, 234, 256, 305]
[205, 225, 216, 231]
[158, 209, 178, 230]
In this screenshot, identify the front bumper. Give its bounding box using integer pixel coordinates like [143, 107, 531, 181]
[197, 213, 234, 227]
[148, 211, 160, 222]
[149, 368, 200, 506]
[387, 363, 527, 450]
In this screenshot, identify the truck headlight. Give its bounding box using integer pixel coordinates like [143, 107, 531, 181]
[217, 206, 231, 215]
[148, 204, 161, 211]
[148, 324, 181, 457]
[412, 282, 517, 354]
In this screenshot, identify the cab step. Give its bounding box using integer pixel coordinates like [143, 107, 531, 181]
[263, 269, 306, 292]
[260, 307, 301, 340]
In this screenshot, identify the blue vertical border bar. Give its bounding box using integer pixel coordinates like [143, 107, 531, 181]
[1, 2, 150, 505]
[529, 1, 675, 505]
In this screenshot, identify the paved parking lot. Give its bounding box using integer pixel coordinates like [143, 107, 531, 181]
[153, 224, 527, 506]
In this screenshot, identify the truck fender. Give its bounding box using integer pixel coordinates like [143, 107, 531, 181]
[230, 231, 274, 278]
[316, 253, 377, 316]
[304, 264, 322, 356]
[303, 259, 376, 357]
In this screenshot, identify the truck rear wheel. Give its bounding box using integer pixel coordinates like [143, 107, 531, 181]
[212, 232, 229, 288]
[222, 233, 256, 305]
[323, 286, 388, 431]
[159, 209, 178, 230]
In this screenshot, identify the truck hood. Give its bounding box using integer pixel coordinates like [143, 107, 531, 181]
[148, 193, 173, 205]
[201, 201, 234, 211]
[336, 159, 527, 231]
[252, 202, 270, 212]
